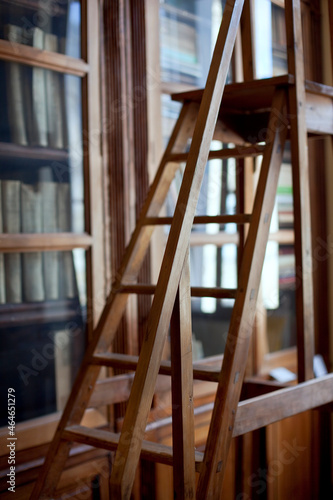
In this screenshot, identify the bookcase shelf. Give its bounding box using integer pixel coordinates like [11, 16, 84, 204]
[0, 233, 92, 252]
[0, 141, 69, 161]
[0, 297, 83, 327]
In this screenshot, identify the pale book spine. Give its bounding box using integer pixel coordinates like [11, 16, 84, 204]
[32, 27, 48, 147]
[44, 33, 65, 149]
[21, 184, 45, 302]
[39, 181, 59, 300]
[0, 181, 6, 303]
[2, 180, 22, 303]
[57, 183, 76, 298]
[54, 329, 72, 411]
[5, 25, 28, 146]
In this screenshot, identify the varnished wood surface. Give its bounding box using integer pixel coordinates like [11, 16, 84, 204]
[0, 233, 93, 252]
[62, 425, 204, 471]
[286, 0, 315, 381]
[0, 39, 89, 76]
[234, 374, 333, 436]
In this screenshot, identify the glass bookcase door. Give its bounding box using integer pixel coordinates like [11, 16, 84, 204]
[0, 0, 90, 425]
[0, 248, 87, 425]
[0, 0, 81, 57]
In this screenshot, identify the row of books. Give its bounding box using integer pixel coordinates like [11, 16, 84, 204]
[159, 11, 202, 84]
[5, 24, 67, 148]
[0, 178, 77, 304]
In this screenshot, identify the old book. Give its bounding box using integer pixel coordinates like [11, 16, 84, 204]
[21, 184, 45, 302]
[54, 329, 72, 411]
[44, 33, 65, 149]
[39, 181, 59, 300]
[4, 25, 28, 146]
[0, 181, 6, 303]
[57, 183, 76, 298]
[2, 180, 22, 303]
[32, 27, 48, 146]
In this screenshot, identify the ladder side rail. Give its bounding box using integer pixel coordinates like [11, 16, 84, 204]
[285, 0, 315, 381]
[170, 248, 196, 499]
[109, 1, 245, 498]
[196, 89, 289, 499]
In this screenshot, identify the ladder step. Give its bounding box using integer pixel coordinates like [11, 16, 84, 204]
[91, 353, 221, 382]
[115, 284, 237, 299]
[143, 214, 252, 226]
[63, 425, 204, 471]
[166, 144, 265, 163]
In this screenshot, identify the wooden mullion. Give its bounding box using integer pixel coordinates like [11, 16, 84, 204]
[170, 249, 196, 499]
[0, 40, 89, 76]
[234, 373, 333, 436]
[329, 0, 333, 79]
[109, 2, 245, 497]
[0, 233, 93, 252]
[285, 0, 315, 382]
[196, 90, 288, 498]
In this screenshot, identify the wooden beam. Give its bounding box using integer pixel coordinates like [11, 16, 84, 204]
[234, 374, 333, 436]
[62, 425, 204, 471]
[165, 144, 265, 163]
[115, 284, 237, 299]
[91, 353, 221, 383]
[143, 214, 252, 225]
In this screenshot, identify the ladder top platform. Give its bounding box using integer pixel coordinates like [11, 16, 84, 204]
[172, 74, 333, 137]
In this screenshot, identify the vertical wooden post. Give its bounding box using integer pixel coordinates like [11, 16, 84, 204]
[285, 0, 315, 381]
[170, 248, 196, 499]
[240, 0, 255, 81]
[328, 0, 333, 76]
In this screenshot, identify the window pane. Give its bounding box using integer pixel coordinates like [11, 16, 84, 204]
[0, 0, 81, 57]
[0, 249, 86, 424]
[0, 61, 84, 233]
[159, 0, 227, 87]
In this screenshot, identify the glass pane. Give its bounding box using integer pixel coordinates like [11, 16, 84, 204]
[0, 61, 84, 233]
[0, 249, 86, 424]
[159, 0, 227, 87]
[0, 0, 81, 57]
[254, 0, 287, 78]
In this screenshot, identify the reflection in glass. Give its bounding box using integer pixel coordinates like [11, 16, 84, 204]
[0, 249, 86, 424]
[0, 61, 85, 233]
[159, 0, 226, 87]
[0, 0, 81, 57]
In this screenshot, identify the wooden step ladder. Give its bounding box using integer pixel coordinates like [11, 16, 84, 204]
[31, 1, 333, 498]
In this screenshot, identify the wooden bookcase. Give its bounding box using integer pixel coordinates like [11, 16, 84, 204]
[0, 1, 109, 497]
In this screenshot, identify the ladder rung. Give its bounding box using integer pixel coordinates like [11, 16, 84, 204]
[143, 214, 252, 226]
[166, 144, 265, 163]
[91, 353, 221, 382]
[63, 425, 204, 471]
[115, 284, 237, 299]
